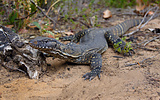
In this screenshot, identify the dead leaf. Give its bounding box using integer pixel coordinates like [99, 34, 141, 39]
[18, 29, 28, 34]
[148, 11, 154, 15]
[27, 25, 37, 29]
[64, 31, 74, 36]
[103, 9, 112, 19]
[48, 34, 54, 38]
[5, 25, 14, 28]
[44, 26, 53, 31]
[136, 0, 146, 11]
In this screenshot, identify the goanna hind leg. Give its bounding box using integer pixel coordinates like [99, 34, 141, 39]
[105, 31, 134, 56]
[60, 28, 95, 43]
[83, 53, 102, 81]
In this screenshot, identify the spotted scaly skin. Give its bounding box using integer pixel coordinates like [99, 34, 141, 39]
[29, 17, 152, 81]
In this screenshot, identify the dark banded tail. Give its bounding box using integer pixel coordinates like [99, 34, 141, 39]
[108, 18, 144, 36]
[108, 13, 160, 36]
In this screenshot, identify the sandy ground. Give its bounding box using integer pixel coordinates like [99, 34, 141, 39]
[0, 18, 160, 100]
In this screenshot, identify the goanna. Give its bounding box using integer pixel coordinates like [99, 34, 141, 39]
[29, 16, 158, 81]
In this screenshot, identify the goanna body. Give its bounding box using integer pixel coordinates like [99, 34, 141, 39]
[55, 18, 143, 63]
[29, 18, 150, 80]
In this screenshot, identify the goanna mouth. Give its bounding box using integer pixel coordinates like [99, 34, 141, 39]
[29, 42, 53, 50]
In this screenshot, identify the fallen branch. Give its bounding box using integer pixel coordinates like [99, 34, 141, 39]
[137, 46, 157, 51]
[124, 6, 159, 36]
[46, 0, 61, 15]
[125, 53, 159, 67]
[15, 10, 37, 20]
[137, 7, 158, 29]
[135, 34, 160, 51]
[144, 35, 160, 46]
[2, 31, 34, 62]
[79, 20, 91, 28]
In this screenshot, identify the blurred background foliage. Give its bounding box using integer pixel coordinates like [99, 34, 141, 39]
[0, 0, 159, 31]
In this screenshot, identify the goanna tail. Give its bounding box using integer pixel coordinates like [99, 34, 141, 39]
[108, 13, 160, 36]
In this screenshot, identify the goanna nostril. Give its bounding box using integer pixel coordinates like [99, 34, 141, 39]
[55, 43, 57, 47]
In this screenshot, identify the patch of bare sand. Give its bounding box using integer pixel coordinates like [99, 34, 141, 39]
[0, 18, 160, 100]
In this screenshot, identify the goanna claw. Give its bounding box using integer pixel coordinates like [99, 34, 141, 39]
[82, 67, 102, 81]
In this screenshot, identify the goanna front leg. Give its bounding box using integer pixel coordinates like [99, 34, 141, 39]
[83, 53, 102, 81]
[60, 28, 95, 43]
[105, 31, 134, 56]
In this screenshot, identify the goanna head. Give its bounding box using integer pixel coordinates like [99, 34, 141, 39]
[29, 36, 81, 58]
[29, 36, 62, 51]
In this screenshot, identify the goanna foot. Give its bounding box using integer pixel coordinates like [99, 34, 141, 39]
[82, 66, 102, 81]
[113, 38, 135, 56]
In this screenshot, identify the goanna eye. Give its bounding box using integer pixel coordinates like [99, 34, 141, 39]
[33, 41, 38, 44]
[44, 40, 48, 43]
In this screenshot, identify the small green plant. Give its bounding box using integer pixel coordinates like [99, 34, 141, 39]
[81, 8, 87, 13]
[122, 36, 127, 41]
[97, 0, 136, 8]
[32, 21, 54, 37]
[113, 41, 122, 53]
[82, 15, 87, 22]
[1, 0, 46, 30]
[70, 19, 75, 24]
[63, 14, 69, 21]
[113, 39, 133, 54]
[75, 7, 78, 13]
[81, 25, 85, 30]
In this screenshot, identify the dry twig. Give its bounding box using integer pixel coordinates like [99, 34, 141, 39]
[144, 35, 160, 46]
[30, 0, 56, 28]
[124, 6, 159, 36]
[137, 46, 157, 51]
[16, 10, 37, 20]
[125, 53, 159, 67]
[46, 0, 61, 15]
